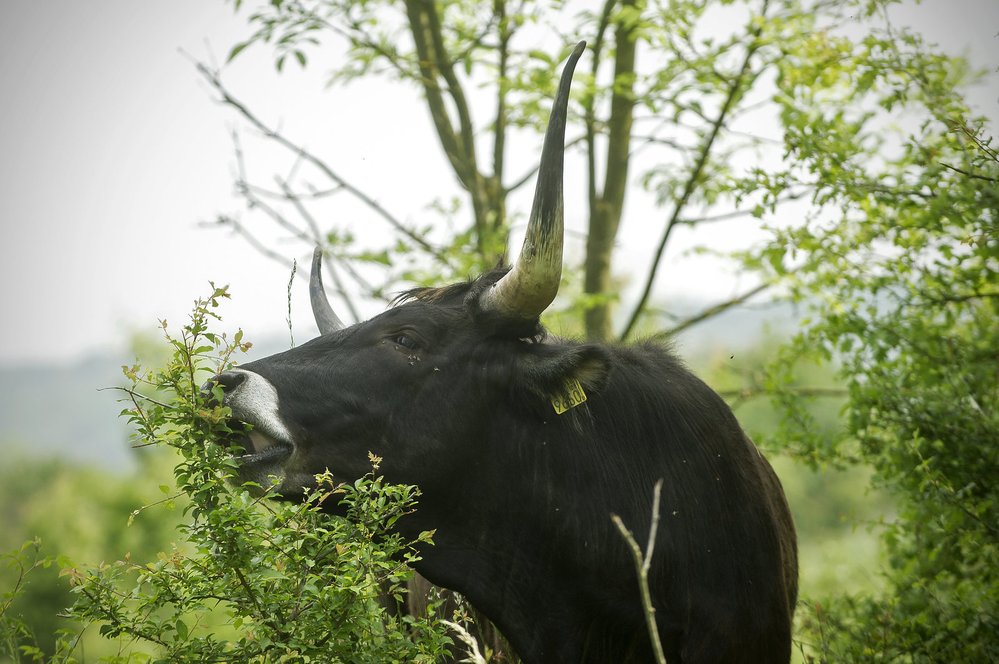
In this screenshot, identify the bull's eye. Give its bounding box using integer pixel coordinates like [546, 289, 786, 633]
[394, 334, 419, 350]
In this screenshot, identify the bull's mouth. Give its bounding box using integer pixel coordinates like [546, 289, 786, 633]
[223, 420, 294, 467]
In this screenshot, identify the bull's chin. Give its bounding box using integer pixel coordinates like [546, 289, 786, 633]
[224, 426, 295, 493]
[232, 449, 293, 494]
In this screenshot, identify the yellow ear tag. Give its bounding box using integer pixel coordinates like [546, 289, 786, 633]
[552, 378, 587, 414]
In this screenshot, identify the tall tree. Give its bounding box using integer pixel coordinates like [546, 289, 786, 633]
[755, 23, 998, 658]
[210, 0, 861, 341]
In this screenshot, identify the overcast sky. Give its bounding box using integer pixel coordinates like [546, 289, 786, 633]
[0, 1, 996, 367]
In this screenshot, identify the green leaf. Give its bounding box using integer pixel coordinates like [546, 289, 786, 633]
[227, 40, 251, 63]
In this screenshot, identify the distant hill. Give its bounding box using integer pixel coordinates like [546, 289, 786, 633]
[0, 353, 136, 470]
[0, 299, 797, 470]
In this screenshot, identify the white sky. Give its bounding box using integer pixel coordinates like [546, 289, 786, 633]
[0, 1, 996, 366]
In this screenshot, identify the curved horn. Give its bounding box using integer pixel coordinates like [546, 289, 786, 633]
[310, 247, 344, 335]
[480, 40, 586, 320]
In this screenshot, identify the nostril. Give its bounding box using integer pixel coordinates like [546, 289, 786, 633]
[201, 370, 247, 402]
[215, 370, 247, 391]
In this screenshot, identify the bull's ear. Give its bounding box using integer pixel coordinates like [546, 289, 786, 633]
[516, 343, 610, 402]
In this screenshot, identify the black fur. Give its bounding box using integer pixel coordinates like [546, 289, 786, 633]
[232, 269, 798, 663]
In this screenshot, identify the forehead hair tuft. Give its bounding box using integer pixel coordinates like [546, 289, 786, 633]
[392, 268, 509, 307]
[393, 280, 475, 306]
[392, 268, 546, 341]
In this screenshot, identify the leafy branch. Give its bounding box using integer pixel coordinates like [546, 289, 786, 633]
[37, 286, 454, 662]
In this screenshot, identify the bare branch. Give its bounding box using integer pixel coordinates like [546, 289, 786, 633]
[630, 133, 688, 155]
[286, 259, 297, 348]
[721, 385, 848, 411]
[194, 60, 450, 265]
[240, 185, 314, 245]
[651, 283, 771, 338]
[203, 214, 296, 270]
[634, 115, 784, 146]
[273, 178, 362, 322]
[938, 161, 998, 183]
[504, 134, 587, 194]
[274, 177, 323, 241]
[243, 181, 345, 202]
[231, 131, 314, 246]
[717, 386, 848, 400]
[336, 253, 390, 305]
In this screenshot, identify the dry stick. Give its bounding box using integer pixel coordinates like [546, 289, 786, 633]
[244, 182, 344, 201]
[611, 478, 667, 664]
[286, 259, 297, 348]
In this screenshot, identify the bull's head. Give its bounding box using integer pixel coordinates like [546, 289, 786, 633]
[213, 42, 601, 501]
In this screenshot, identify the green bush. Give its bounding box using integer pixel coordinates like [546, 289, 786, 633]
[2, 285, 453, 663]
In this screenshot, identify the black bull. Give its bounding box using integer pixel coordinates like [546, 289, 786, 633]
[212, 42, 797, 663]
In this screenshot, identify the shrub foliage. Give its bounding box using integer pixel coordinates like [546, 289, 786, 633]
[2, 286, 452, 663]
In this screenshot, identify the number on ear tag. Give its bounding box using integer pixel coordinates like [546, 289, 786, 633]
[552, 378, 587, 414]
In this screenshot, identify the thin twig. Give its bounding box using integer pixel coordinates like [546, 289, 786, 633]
[677, 189, 812, 225]
[276, 177, 323, 240]
[611, 478, 667, 664]
[287, 259, 297, 348]
[938, 161, 998, 183]
[231, 130, 314, 246]
[722, 385, 848, 411]
[204, 214, 297, 269]
[194, 59, 449, 265]
[274, 178, 362, 322]
[654, 283, 771, 337]
[98, 386, 172, 409]
[504, 134, 587, 194]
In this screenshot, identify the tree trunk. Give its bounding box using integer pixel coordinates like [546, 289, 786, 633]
[584, 0, 639, 341]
